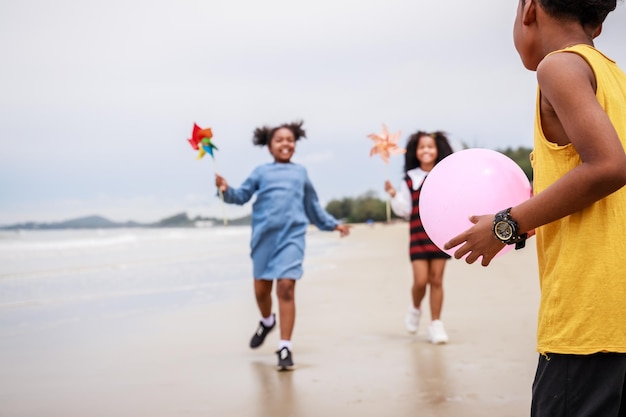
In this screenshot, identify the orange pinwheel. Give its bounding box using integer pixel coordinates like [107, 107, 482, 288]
[367, 124, 405, 223]
[367, 124, 405, 163]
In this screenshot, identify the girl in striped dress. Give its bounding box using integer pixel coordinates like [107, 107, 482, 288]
[384, 131, 454, 344]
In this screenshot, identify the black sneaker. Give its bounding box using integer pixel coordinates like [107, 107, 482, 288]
[249, 314, 275, 348]
[276, 347, 294, 371]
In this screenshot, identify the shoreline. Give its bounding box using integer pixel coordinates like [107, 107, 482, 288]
[0, 222, 540, 417]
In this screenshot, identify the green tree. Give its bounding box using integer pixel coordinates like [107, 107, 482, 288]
[351, 191, 387, 222]
[326, 191, 397, 223]
[325, 198, 354, 221]
[498, 146, 533, 182]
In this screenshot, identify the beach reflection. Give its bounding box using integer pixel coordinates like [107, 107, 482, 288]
[250, 360, 299, 417]
[410, 343, 451, 406]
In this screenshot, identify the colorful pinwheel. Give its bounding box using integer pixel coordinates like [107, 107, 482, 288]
[187, 123, 227, 225]
[367, 124, 406, 223]
[188, 124, 218, 159]
[367, 124, 405, 163]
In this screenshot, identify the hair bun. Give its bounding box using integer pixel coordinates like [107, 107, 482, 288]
[252, 120, 306, 147]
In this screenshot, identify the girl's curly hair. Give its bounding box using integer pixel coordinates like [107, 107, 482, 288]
[252, 120, 306, 147]
[404, 131, 454, 172]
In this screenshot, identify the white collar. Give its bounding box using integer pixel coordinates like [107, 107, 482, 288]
[407, 168, 428, 191]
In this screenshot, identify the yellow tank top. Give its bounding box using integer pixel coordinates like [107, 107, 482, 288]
[532, 45, 626, 354]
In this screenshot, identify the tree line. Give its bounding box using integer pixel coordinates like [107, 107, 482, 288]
[324, 146, 533, 223]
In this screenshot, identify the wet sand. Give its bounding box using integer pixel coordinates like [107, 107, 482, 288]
[0, 223, 540, 417]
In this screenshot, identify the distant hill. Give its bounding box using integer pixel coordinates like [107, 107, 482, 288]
[0, 212, 251, 230]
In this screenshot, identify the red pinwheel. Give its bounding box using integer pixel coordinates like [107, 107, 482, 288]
[188, 124, 218, 159]
[186, 123, 227, 225]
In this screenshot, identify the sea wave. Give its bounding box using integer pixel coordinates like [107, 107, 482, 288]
[0, 226, 340, 334]
[0, 227, 252, 251]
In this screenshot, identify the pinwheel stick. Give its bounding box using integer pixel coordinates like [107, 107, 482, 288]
[212, 158, 228, 226]
[367, 124, 405, 224]
[385, 164, 391, 223]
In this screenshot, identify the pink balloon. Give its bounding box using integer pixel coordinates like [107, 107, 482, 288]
[419, 148, 532, 258]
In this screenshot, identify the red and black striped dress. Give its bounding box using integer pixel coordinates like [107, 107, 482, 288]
[406, 174, 451, 261]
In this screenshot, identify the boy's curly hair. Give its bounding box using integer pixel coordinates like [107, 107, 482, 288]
[530, 0, 618, 27]
[404, 131, 454, 172]
[252, 120, 306, 147]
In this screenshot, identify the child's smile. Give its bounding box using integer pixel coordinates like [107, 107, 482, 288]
[417, 135, 438, 169]
[270, 128, 296, 163]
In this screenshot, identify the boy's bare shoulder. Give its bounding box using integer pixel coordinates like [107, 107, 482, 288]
[537, 50, 594, 83]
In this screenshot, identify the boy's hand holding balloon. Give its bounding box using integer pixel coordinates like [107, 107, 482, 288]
[443, 214, 506, 266]
[419, 148, 532, 264]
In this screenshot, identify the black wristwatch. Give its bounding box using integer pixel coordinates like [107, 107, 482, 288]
[493, 208, 527, 250]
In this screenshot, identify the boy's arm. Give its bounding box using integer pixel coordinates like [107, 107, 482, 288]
[514, 52, 626, 230]
[445, 52, 626, 266]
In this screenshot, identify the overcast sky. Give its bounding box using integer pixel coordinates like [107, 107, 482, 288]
[1, 0, 625, 225]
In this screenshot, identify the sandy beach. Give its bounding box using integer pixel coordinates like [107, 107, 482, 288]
[0, 223, 540, 417]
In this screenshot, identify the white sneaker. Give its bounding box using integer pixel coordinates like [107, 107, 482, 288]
[428, 320, 449, 344]
[405, 308, 421, 333]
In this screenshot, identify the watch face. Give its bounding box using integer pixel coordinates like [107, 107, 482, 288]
[495, 221, 513, 240]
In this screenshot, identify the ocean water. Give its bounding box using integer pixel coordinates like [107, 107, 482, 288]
[0, 227, 337, 336]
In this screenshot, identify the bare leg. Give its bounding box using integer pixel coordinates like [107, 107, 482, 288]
[276, 279, 296, 341]
[427, 259, 447, 320]
[410, 260, 429, 309]
[254, 279, 274, 318]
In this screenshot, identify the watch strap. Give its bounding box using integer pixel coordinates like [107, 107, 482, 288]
[494, 207, 527, 248]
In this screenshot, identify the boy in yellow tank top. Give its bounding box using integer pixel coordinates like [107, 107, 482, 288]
[444, 0, 626, 415]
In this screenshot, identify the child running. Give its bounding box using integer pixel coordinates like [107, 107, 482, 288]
[384, 131, 454, 344]
[444, 1, 626, 414]
[215, 120, 350, 371]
